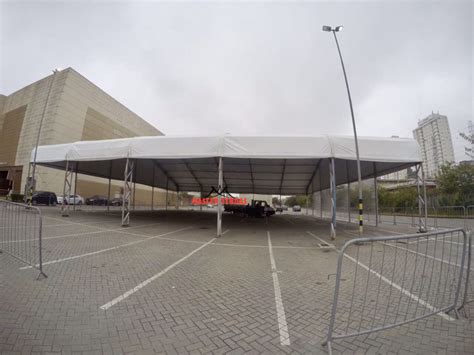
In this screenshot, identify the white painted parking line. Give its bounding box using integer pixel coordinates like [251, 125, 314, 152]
[342, 252, 455, 321]
[372, 227, 408, 235]
[408, 233, 463, 245]
[267, 231, 291, 346]
[5, 222, 161, 243]
[381, 242, 473, 272]
[342, 229, 472, 271]
[100, 232, 226, 310]
[80, 227, 320, 250]
[20, 226, 193, 270]
[283, 217, 296, 225]
[212, 242, 320, 250]
[306, 231, 335, 248]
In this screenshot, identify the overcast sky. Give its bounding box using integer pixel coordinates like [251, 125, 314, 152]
[1, 0, 473, 161]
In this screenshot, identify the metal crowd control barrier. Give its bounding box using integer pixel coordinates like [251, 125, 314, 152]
[0, 200, 46, 278]
[467, 206, 474, 232]
[459, 232, 473, 315]
[324, 229, 468, 353]
[377, 206, 469, 231]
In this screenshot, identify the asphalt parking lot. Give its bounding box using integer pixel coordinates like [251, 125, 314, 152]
[1, 208, 473, 354]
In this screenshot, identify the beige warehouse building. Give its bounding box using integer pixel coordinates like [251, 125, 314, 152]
[0, 67, 172, 205]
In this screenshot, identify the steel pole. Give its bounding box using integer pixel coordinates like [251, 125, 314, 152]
[217, 157, 224, 237]
[107, 161, 112, 212]
[26, 70, 58, 203]
[330, 158, 337, 240]
[319, 169, 323, 218]
[151, 163, 155, 211]
[332, 31, 363, 235]
[200, 188, 203, 212]
[73, 163, 78, 212]
[373, 163, 379, 227]
[165, 178, 168, 211]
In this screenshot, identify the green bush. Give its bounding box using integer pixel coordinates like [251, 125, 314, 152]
[10, 193, 25, 202]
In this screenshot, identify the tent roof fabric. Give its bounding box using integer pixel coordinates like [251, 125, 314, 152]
[32, 135, 422, 195]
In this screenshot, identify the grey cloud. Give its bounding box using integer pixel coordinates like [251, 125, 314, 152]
[1, 0, 472, 160]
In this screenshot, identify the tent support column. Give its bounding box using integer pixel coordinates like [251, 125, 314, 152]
[415, 163, 428, 232]
[319, 169, 323, 219]
[165, 179, 168, 211]
[373, 163, 379, 227]
[346, 160, 351, 223]
[107, 161, 112, 212]
[121, 158, 134, 227]
[305, 193, 309, 215]
[151, 163, 155, 211]
[73, 163, 78, 211]
[132, 180, 136, 211]
[176, 189, 179, 210]
[330, 158, 337, 240]
[200, 188, 203, 212]
[217, 157, 224, 237]
[61, 160, 73, 217]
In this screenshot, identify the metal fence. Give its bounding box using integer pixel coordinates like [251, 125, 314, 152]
[459, 233, 473, 315]
[467, 206, 474, 232]
[374, 206, 471, 230]
[0, 200, 46, 277]
[324, 229, 469, 353]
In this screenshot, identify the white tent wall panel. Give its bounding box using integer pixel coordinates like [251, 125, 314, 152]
[31, 135, 422, 195]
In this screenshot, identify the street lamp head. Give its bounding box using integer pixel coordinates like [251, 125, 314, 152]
[335, 25, 344, 32]
[322, 25, 333, 32]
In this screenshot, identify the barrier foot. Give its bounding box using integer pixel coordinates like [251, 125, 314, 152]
[457, 305, 468, 319]
[452, 308, 461, 320]
[36, 271, 48, 280]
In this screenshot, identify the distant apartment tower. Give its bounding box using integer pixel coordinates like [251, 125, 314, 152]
[413, 113, 455, 178]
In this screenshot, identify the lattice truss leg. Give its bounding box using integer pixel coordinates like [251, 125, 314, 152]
[415, 163, 428, 232]
[121, 159, 134, 227]
[61, 161, 74, 217]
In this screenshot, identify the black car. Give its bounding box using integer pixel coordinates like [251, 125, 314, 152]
[31, 191, 57, 206]
[110, 198, 123, 206]
[86, 195, 109, 205]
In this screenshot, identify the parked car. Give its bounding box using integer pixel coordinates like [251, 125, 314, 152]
[31, 191, 57, 206]
[110, 198, 123, 206]
[86, 195, 109, 205]
[292, 205, 301, 212]
[246, 200, 276, 217]
[60, 194, 85, 205]
[275, 205, 289, 212]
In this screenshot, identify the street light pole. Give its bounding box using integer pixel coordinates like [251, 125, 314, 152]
[323, 25, 364, 235]
[24, 69, 60, 204]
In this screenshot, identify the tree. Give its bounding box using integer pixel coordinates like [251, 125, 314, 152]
[378, 186, 418, 208]
[283, 195, 312, 207]
[436, 163, 474, 206]
[284, 196, 298, 207]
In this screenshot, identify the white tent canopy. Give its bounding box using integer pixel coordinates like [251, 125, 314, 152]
[31, 135, 422, 195]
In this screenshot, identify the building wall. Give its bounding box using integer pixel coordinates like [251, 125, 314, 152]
[0, 71, 68, 194]
[413, 113, 455, 178]
[0, 68, 165, 202]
